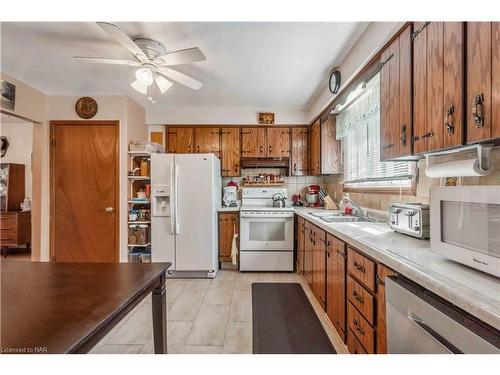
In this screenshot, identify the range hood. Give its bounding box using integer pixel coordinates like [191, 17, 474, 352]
[241, 157, 289, 169]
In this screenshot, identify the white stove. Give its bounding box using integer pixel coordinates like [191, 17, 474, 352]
[239, 188, 294, 271]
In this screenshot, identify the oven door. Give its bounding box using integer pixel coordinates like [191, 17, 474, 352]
[430, 186, 500, 277]
[240, 211, 294, 251]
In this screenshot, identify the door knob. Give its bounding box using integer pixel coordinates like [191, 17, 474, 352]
[105, 207, 114, 213]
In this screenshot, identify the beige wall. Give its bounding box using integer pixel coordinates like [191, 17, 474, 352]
[307, 22, 402, 123]
[324, 148, 500, 219]
[0, 72, 48, 262]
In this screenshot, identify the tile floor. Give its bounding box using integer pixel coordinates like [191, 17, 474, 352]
[90, 270, 346, 354]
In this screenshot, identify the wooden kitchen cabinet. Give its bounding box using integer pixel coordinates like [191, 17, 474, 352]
[296, 216, 306, 273]
[375, 264, 397, 354]
[241, 127, 266, 157]
[380, 24, 412, 160]
[167, 127, 194, 153]
[321, 115, 342, 174]
[291, 127, 309, 176]
[266, 128, 290, 157]
[413, 22, 465, 153]
[304, 221, 313, 287]
[326, 233, 347, 342]
[220, 128, 241, 177]
[195, 128, 220, 156]
[466, 22, 500, 143]
[309, 119, 321, 175]
[312, 225, 326, 310]
[218, 212, 239, 263]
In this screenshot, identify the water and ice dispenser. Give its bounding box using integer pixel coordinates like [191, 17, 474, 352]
[152, 184, 171, 216]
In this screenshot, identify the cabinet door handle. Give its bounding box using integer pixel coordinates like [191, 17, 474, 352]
[472, 94, 484, 128]
[352, 290, 364, 304]
[259, 145, 263, 154]
[353, 319, 365, 336]
[268, 145, 272, 153]
[421, 131, 433, 139]
[293, 163, 297, 171]
[353, 261, 365, 273]
[188, 145, 192, 152]
[400, 124, 407, 146]
[381, 144, 394, 150]
[445, 105, 455, 135]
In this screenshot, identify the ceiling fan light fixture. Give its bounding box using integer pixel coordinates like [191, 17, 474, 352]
[131, 79, 148, 94]
[135, 67, 154, 86]
[155, 74, 173, 94]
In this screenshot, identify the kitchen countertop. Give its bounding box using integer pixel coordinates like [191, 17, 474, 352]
[294, 207, 500, 331]
[218, 201, 241, 212]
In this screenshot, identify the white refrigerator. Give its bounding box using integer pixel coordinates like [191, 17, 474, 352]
[150, 153, 221, 278]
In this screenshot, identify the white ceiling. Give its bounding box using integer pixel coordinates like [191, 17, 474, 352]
[1, 22, 367, 111]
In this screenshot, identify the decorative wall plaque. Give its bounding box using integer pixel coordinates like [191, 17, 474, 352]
[258, 112, 275, 125]
[75, 97, 98, 119]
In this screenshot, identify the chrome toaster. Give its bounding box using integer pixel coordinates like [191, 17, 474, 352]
[389, 203, 430, 239]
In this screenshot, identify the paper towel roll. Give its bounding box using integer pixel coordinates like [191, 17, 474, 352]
[425, 158, 491, 178]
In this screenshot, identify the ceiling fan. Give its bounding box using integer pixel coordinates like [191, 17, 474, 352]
[74, 22, 206, 102]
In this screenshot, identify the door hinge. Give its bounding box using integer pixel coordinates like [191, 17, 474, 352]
[411, 22, 430, 41]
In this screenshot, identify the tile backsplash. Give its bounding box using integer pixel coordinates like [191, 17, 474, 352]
[222, 168, 325, 200]
[324, 147, 500, 220]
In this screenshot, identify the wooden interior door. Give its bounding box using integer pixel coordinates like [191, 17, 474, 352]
[309, 120, 321, 175]
[51, 121, 118, 262]
[267, 128, 290, 157]
[220, 128, 241, 177]
[167, 127, 194, 153]
[242, 127, 266, 157]
[195, 128, 220, 157]
[291, 127, 308, 176]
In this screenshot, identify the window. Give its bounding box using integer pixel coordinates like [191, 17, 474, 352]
[336, 74, 414, 190]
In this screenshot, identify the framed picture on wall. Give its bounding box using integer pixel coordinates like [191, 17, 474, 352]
[0, 80, 16, 111]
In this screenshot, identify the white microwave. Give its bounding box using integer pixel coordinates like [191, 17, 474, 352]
[430, 186, 500, 277]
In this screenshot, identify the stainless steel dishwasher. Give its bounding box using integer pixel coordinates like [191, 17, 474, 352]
[386, 276, 500, 354]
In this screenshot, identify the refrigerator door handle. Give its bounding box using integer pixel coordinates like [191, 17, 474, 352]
[174, 163, 180, 235]
[170, 163, 175, 234]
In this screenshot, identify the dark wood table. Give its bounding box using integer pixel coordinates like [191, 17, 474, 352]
[1, 261, 171, 354]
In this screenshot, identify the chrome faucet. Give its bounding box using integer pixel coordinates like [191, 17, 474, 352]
[340, 194, 370, 221]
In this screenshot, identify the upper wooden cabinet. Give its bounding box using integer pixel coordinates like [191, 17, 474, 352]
[467, 22, 500, 143]
[321, 115, 342, 174]
[309, 119, 321, 175]
[267, 128, 290, 157]
[220, 128, 241, 177]
[167, 127, 194, 153]
[380, 24, 412, 161]
[241, 127, 266, 157]
[195, 128, 220, 157]
[291, 127, 309, 176]
[412, 22, 465, 154]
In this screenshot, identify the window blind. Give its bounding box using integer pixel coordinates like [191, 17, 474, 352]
[339, 74, 413, 187]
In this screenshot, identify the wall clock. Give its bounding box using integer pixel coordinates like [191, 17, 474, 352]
[75, 97, 98, 119]
[329, 70, 341, 94]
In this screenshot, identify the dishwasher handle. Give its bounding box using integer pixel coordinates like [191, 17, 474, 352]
[407, 312, 462, 354]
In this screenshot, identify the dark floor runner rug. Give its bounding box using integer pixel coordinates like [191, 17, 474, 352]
[252, 283, 336, 354]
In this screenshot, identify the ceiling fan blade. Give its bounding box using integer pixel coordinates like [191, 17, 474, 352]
[157, 67, 203, 90]
[155, 47, 206, 66]
[97, 22, 147, 61]
[73, 56, 141, 66]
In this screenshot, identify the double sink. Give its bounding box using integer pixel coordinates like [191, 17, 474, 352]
[308, 211, 368, 223]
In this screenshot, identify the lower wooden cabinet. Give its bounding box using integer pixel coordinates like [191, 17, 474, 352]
[296, 216, 305, 273]
[296, 215, 397, 354]
[312, 225, 326, 310]
[218, 212, 239, 263]
[326, 233, 347, 342]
